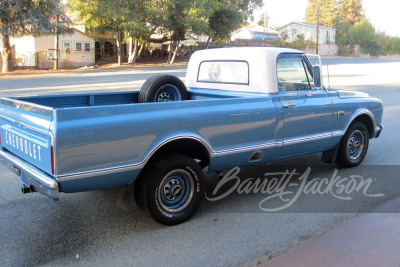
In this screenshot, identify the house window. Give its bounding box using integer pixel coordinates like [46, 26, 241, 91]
[63, 41, 71, 52]
[84, 42, 91, 52]
[75, 42, 82, 51]
[291, 28, 297, 37]
[75, 42, 91, 52]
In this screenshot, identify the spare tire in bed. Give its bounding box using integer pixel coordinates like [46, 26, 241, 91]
[138, 74, 189, 103]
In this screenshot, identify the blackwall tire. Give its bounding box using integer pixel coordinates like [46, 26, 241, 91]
[138, 74, 189, 103]
[142, 154, 204, 225]
[336, 121, 369, 167]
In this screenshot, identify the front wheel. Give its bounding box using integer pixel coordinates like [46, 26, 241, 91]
[140, 154, 205, 225]
[336, 121, 369, 167]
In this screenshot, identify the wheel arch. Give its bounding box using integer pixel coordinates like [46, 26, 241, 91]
[346, 110, 376, 138]
[149, 137, 211, 168]
[135, 136, 211, 185]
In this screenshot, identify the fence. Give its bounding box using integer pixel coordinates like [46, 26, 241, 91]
[13, 52, 38, 68]
[231, 38, 280, 47]
[12, 49, 95, 69]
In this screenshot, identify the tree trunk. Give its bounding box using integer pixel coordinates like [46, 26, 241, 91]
[167, 42, 173, 64]
[1, 32, 11, 73]
[136, 43, 145, 62]
[116, 30, 122, 65]
[128, 36, 133, 63]
[169, 41, 180, 64]
[130, 39, 140, 64]
[205, 36, 211, 49]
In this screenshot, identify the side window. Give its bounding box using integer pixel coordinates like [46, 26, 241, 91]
[277, 56, 311, 92]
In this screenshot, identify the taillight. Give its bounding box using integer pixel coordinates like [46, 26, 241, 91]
[51, 146, 55, 175]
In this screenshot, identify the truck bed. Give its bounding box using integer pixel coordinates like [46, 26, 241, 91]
[13, 89, 253, 109]
[1, 89, 275, 194]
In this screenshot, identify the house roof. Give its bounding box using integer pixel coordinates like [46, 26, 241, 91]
[277, 21, 337, 31]
[71, 28, 96, 40]
[232, 24, 278, 35]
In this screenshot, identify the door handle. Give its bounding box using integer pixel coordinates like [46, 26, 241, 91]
[283, 103, 297, 108]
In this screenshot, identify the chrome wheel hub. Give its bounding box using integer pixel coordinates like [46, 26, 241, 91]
[347, 130, 365, 160]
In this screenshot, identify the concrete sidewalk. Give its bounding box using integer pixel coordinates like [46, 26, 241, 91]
[262, 197, 400, 267]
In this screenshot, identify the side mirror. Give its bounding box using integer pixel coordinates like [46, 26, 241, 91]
[313, 65, 322, 89]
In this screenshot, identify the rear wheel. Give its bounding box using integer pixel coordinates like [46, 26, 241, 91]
[138, 154, 204, 225]
[336, 121, 369, 167]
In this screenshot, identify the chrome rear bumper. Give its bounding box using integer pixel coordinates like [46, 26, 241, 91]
[0, 148, 59, 200]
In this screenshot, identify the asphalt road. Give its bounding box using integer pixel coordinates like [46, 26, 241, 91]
[0, 57, 399, 266]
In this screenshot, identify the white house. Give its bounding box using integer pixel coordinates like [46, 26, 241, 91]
[230, 25, 279, 41]
[277, 21, 337, 44]
[10, 28, 95, 69]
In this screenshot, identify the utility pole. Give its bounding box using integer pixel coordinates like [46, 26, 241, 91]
[316, 0, 320, 54]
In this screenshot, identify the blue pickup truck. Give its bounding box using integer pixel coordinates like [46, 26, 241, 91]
[0, 47, 383, 225]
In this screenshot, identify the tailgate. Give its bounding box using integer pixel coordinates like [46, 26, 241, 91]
[0, 97, 54, 176]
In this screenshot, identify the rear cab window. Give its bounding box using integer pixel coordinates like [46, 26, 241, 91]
[197, 61, 249, 85]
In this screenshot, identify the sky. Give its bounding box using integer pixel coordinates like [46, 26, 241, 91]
[258, 0, 400, 37]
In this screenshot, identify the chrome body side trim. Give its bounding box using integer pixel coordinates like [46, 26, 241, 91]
[212, 141, 280, 156]
[56, 131, 344, 182]
[0, 114, 50, 135]
[332, 130, 345, 138]
[283, 132, 334, 146]
[57, 135, 212, 181]
[57, 163, 143, 181]
[57, 136, 281, 181]
[0, 97, 53, 115]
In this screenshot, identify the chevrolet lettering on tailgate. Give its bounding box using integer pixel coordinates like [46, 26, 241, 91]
[4, 130, 42, 161]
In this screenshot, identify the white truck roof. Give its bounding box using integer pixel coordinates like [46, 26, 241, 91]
[185, 47, 303, 94]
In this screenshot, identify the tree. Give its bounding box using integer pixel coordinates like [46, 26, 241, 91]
[70, 0, 130, 65]
[333, 16, 352, 45]
[388, 37, 400, 55]
[208, 6, 242, 46]
[124, 0, 168, 64]
[304, 0, 336, 28]
[349, 18, 377, 55]
[205, 0, 261, 48]
[163, 0, 219, 64]
[0, 0, 71, 73]
[219, 0, 263, 21]
[257, 11, 269, 28]
[337, 0, 364, 25]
